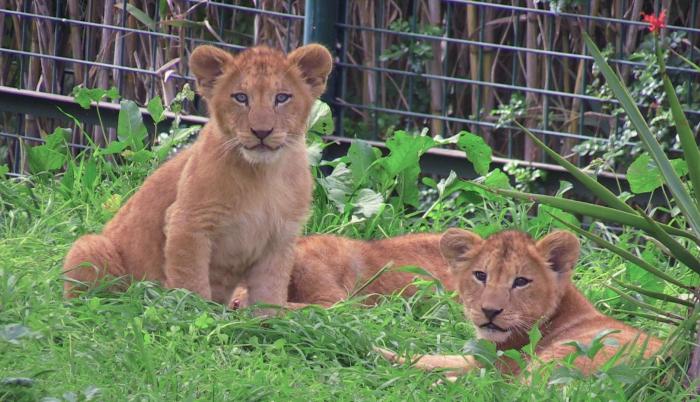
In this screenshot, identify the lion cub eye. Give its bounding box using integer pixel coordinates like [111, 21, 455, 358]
[275, 93, 292, 105]
[232, 92, 248, 104]
[512, 277, 532, 288]
[473, 271, 487, 283]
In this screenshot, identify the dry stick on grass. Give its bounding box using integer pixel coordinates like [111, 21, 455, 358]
[67, 0, 85, 86]
[523, 0, 541, 162]
[356, 1, 377, 133]
[424, 0, 444, 137]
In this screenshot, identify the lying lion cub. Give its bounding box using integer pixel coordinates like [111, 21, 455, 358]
[64, 44, 333, 309]
[377, 229, 662, 379]
[230, 233, 454, 308]
[288, 233, 455, 306]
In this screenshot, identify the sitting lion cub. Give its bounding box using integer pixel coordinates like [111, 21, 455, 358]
[377, 229, 661, 379]
[63, 44, 333, 309]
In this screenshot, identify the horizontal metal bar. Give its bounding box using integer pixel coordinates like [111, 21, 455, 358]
[0, 9, 247, 52]
[331, 99, 629, 144]
[334, 62, 700, 117]
[336, 23, 700, 76]
[0, 131, 90, 150]
[446, 0, 700, 35]
[323, 135, 625, 180]
[320, 136, 641, 204]
[186, 0, 305, 20]
[0, 86, 207, 131]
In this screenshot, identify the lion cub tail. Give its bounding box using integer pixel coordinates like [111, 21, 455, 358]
[63, 234, 126, 298]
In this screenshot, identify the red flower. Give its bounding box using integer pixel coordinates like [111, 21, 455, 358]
[642, 10, 667, 34]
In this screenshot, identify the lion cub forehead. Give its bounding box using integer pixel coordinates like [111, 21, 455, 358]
[236, 46, 289, 72]
[476, 231, 544, 272]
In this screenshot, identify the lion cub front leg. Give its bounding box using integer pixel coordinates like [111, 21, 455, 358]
[375, 347, 479, 379]
[163, 217, 213, 300]
[244, 244, 295, 315]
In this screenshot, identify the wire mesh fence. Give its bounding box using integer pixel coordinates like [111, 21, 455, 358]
[1, 0, 699, 176]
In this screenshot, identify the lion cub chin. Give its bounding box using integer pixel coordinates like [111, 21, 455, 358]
[63, 44, 333, 311]
[231, 233, 455, 309]
[378, 229, 662, 378]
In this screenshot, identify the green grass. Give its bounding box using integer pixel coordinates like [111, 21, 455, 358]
[0, 162, 696, 401]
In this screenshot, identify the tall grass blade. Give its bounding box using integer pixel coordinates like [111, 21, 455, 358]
[547, 212, 693, 290]
[605, 285, 685, 322]
[514, 120, 635, 214]
[636, 208, 700, 274]
[611, 309, 681, 325]
[349, 263, 392, 299]
[612, 278, 695, 308]
[583, 32, 700, 235]
[657, 47, 700, 209]
[479, 184, 698, 243]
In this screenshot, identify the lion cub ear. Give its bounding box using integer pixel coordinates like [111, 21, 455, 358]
[189, 45, 234, 99]
[440, 228, 483, 268]
[536, 231, 580, 274]
[287, 44, 333, 98]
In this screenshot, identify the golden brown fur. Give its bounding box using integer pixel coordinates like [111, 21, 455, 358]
[230, 233, 454, 308]
[377, 229, 662, 379]
[288, 233, 454, 306]
[63, 44, 333, 310]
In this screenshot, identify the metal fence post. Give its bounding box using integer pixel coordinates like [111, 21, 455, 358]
[303, 0, 339, 105]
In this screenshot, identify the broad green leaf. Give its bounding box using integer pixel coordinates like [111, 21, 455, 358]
[146, 96, 165, 124]
[457, 131, 492, 176]
[483, 169, 511, 189]
[45, 127, 70, 150]
[382, 131, 435, 176]
[60, 162, 75, 195]
[606, 364, 641, 385]
[118, 100, 148, 150]
[101, 140, 128, 155]
[82, 158, 98, 191]
[0, 164, 9, 177]
[548, 366, 584, 385]
[353, 188, 384, 218]
[347, 140, 378, 184]
[27, 147, 66, 173]
[584, 32, 700, 236]
[126, 149, 155, 164]
[306, 141, 323, 167]
[382, 131, 436, 207]
[462, 339, 498, 366]
[73, 87, 98, 109]
[627, 153, 688, 194]
[72, 87, 119, 109]
[105, 87, 120, 101]
[318, 162, 353, 211]
[307, 100, 334, 135]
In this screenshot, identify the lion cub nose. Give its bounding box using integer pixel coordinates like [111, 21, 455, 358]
[251, 128, 273, 140]
[482, 307, 503, 320]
